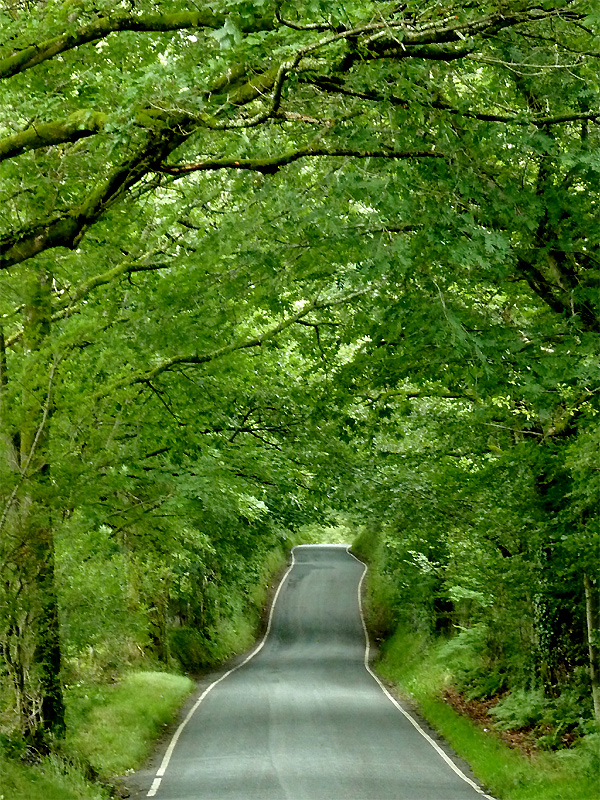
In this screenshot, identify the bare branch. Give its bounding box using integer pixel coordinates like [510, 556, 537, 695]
[306, 77, 600, 128]
[275, 7, 335, 32]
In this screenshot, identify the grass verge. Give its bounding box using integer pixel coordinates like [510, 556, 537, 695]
[377, 627, 600, 800]
[0, 753, 107, 800]
[0, 671, 193, 799]
[66, 671, 194, 779]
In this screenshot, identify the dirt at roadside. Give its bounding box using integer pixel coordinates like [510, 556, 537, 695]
[442, 687, 539, 756]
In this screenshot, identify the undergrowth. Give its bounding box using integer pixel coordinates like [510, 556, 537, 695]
[353, 523, 599, 799]
[169, 536, 294, 671]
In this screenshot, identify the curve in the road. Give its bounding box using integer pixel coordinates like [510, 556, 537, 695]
[146, 544, 496, 800]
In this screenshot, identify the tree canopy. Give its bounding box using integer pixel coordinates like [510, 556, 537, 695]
[0, 0, 598, 747]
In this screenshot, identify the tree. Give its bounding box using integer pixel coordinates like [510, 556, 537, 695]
[1, 0, 598, 743]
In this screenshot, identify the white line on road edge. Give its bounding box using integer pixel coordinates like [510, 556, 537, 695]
[347, 547, 497, 800]
[146, 549, 298, 797]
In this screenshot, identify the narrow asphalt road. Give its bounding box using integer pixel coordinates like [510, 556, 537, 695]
[143, 544, 494, 800]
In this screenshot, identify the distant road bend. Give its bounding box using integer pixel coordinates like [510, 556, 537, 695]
[146, 544, 495, 800]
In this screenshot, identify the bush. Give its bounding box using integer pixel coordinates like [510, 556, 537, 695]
[557, 732, 600, 774]
[489, 689, 549, 730]
[169, 627, 216, 671]
[436, 624, 508, 699]
[489, 686, 593, 748]
[351, 525, 381, 564]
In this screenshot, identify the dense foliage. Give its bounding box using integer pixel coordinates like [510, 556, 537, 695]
[0, 0, 598, 764]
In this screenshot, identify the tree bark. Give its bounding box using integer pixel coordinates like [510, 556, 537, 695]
[583, 571, 600, 723]
[16, 266, 65, 743]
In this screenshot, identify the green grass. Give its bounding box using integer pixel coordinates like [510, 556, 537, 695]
[377, 628, 600, 800]
[0, 753, 108, 800]
[66, 671, 194, 778]
[0, 670, 193, 799]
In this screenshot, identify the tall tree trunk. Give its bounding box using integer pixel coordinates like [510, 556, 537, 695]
[0, 323, 6, 413]
[583, 572, 600, 723]
[16, 266, 65, 743]
[0, 323, 20, 477]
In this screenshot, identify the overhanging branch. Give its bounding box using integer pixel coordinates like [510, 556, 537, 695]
[157, 146, 444, 176]
[111, 289, 369, 392]
[4, 255, 173, 349]
[306, 76, 600, 127]
[0, 11, 274, 80]
[0, 126, 187, 270]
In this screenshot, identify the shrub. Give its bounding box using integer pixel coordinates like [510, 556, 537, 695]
[489, 688, 549, 730]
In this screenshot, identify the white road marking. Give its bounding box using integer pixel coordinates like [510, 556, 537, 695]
[146, 549, 298, 797]
[347, 546, 497, 800]
[147, 778, 161, 797]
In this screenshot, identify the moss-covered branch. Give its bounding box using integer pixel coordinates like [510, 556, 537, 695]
[0, 139, 440, 269]
[157, 146, 444, 176]
[364, 4, 580, 49]
[0, 3, 580, 82]
[0, 124, 186, 269]
[0, 0, 588, 273]
[0, 10, 274, 80]
[0, 111, 107, 162]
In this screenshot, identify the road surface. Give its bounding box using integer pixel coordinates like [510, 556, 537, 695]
[144, 544, 494, 800]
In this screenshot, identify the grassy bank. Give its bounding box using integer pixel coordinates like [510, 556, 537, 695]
[0, 671, 195, 800]
[66, 671, 194, 779]
[0, 752, 107, 800]
[1, 670, 195, 799]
